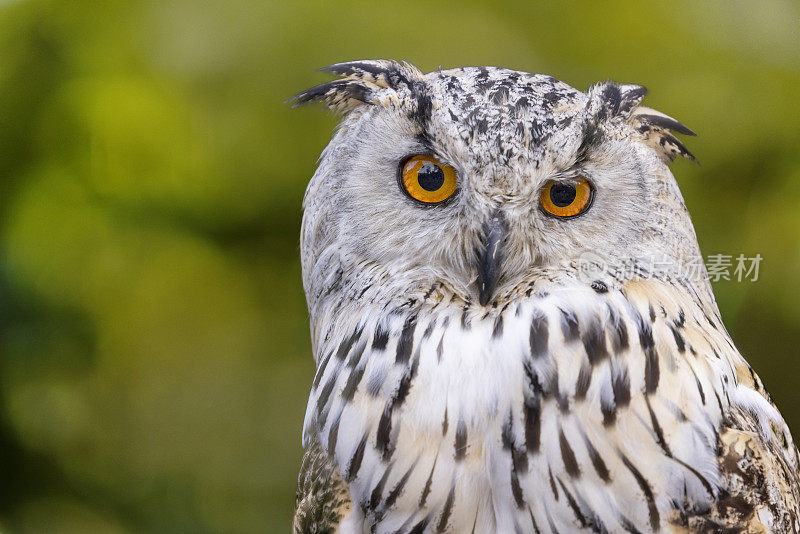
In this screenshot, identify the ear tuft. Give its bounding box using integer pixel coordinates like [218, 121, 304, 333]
[290, 79, 375, 112]
[617, 84, 648, 115]
[290, 59, 423, 113]
[629, 106, 697, 163]
[589, 82, 648, 121]
[588, 81, 696, 163]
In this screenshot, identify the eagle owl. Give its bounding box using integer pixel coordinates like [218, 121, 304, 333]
[290, 60, 800, 533]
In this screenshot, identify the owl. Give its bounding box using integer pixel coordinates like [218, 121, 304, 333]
[290, 60, 800, 533]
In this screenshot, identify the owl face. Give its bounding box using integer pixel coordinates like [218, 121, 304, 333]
[297, 62, 701, 311]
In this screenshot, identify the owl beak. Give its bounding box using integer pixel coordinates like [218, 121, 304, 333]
[477, 212, 508, 306]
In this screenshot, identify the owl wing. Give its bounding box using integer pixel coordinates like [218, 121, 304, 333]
[677, 376, 800, 532]
[619, 281, 800, 532]
[293, 433, 353, 534]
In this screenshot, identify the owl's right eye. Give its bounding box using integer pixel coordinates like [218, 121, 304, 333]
[400, 155, 458, 205]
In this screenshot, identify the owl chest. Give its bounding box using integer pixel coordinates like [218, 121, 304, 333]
[313, 295, 723, 533]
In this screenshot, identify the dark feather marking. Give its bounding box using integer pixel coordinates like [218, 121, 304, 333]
[490, 84, 510, 104]
[376, 405, 393, 460]
[514, 96, 531, 112]
[341, 363, 367, 401]
[346, 435, 368, 481]
[601, 395, 616, 427]
[369, 464, 394, 511]
[713, 390, 724, 414]
[672, 456, 714, 497]
[336, 326, 364, 360]
[366, 364, 387, 397]
[502, 410, 515, 450]
[549, 373, 570, 413]
[460, 307, 470, 329]
[620, 454, 659, 531]
[674, 308, 686, 328]
[619, 85, 648, 114]
[419, 455, 438, 508]
[320, 61, 406, 83]
[345, 339, 367, 368]
[373, 322, 390, 350]
[548, 467, 559, 501]
[383, 464, 414, 510]
[557, 478, 588, 528]
[600, 83, 623, 118]
[422, 318, 437, 339]
[436, 335, 444, 362]
[695, 375, 706, 405]
[583, 435, 610, 482]
[574, 363, 593, 400]
[513, 441, 529, 476]
[748, 365, 760, 391]
[327, 411, 342, 457]
[546, 508, 561, 534]
[619, 514, 643, 534]
[528, 506, 541, 534]
[669, 324, 686, 353]
[503, 408, 529, 489]
[560, 307, 580, 342]
[394, 352, 420, 408]
[316, 368, 341, 427]
[493, 314, 504, 338]
[559, 429, 580, 477]
[631, 305, 659, 393]
[645, 347, 660, 394]
[662, 132, 696, 161]
[582, 317, 609, 364]
[703, 311, 717, 330]
[442, 406, 449, 436]
[436, 485, 456, 532]
[409, 518, 429, 534]
[454, 420, 468, 461]
[529, 309, 549, 358]
[607, 303, 629, 353]
[412, 90, 434, 146]
[377, 353, 421, 461]
[396, 314, 417, 364]
[612, 365, 631, 408]
[524, 393, 542, 453]
[312, 348, 335, 389]
[575, 120, 603, 166]
[511, 468, 525, 508]
[291, 80, 372, 107]
[644, 395, 671, 457]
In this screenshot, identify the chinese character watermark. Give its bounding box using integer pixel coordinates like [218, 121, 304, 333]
[575, 252, 763, 282]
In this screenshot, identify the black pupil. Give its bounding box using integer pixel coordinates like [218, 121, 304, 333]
[417, 163, 445, 191]
[549, 183, 577, 207]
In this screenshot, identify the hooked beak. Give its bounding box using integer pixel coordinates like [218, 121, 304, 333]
[477, 212, 508, 306]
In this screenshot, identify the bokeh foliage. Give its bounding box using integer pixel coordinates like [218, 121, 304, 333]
[0, 0, 798, 531]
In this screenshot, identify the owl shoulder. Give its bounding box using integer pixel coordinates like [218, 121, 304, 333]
[293, 434, 353, 534]
[674, 383, 800, 532]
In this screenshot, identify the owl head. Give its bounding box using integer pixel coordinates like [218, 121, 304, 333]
[294, 60, 705, 319]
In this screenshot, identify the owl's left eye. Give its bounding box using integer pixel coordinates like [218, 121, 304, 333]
[400, 155, 458, 205]
[540, 177, 594, 218]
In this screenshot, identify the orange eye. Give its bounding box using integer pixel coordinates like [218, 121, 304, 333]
[540, 178, 594, 218]
[400, 155, 457, 204]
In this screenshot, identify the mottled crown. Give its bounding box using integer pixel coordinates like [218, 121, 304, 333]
[292, 59, 696, 163]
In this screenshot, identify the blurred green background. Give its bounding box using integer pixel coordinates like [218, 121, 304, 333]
[0, 0, 798, 532]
